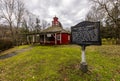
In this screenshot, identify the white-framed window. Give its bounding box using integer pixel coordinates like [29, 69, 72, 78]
[56, 34, 60, 40]
[47, 34, 52, 37]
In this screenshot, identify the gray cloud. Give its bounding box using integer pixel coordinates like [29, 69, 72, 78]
[24, 0, 91, 28]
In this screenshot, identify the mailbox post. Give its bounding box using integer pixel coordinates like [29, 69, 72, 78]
[71, 21, 101, 73]
[81, 45, 86, 63]
[81, 45, 88, 73]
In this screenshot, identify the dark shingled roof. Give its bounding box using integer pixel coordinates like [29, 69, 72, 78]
[41, 26, 70, 33]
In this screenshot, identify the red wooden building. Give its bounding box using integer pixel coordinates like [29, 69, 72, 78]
[40, 16, 71, 45]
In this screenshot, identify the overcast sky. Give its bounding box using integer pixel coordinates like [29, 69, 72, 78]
[24, 0, 91, 28]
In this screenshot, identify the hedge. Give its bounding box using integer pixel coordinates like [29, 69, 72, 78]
[0, 39, 13, 51]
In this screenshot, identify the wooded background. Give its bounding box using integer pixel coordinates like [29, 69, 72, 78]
[0, 0, 120, 50]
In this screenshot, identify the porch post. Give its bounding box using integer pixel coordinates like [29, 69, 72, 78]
[27, 35, 29, 44]
[44, 34, 46, 44]
[33, 35, 35, 43]
[55, 33, 57, 45]
[60, 33, 62, 44]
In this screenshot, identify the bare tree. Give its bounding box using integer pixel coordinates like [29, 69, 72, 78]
[14, 0, 25, 32]
[20, 10, 42, 33]
[41, 20, 49, 30]
[85, 5, 104, 22]
[14, 0, 25, 45]
[0, 0, 15, 42]
[87, 0, 120, 43]
[0, 0, 25, 45]
[35, 18, 41, 32]
[90, 0, 120, 27]
[23, 11, 37, 32]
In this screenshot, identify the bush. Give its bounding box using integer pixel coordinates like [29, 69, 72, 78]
[116, 39, 120, 44]
[102, 38, 116, 45]
[0, 39, 13, 51]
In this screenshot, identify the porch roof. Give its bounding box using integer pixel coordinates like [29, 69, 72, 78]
[40, 26, 70, 34]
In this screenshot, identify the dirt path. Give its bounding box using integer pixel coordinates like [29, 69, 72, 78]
[0, 46, 33, 60]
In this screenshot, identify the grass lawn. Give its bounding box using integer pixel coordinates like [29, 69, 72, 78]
[0, 45, 120, 81]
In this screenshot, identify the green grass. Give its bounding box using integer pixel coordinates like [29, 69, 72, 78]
[0, 45, 120, 81]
